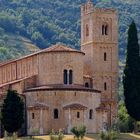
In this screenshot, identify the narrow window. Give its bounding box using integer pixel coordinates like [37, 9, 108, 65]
[77, 112, 80, 118]
[105, 25, 108, 35]
[104, 52, 107, 61]
[85, 82, 89, 88]
[69, 70, 73, 84]
[102, 25, 105, 35]
[32, 113, 35, 119]
[89, 109, 93, 119]
[54, 109, 59, 119]
[64, 70, 67, 84]
[86, 24, 89, 36]
[104, 82, 107, 91]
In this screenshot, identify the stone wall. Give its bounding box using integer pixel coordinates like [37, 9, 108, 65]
[25, 89, 101, 134]
[38, 51, 84, 86]
[0, 55, 38, 85]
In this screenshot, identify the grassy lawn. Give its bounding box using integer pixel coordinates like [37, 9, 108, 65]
[18, 135, 92, 140]
[87, 133, 140, 140]
[119, 133, 140, 140]
[1, 133, 140, 140]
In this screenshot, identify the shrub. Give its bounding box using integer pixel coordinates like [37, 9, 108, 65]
[4, 131, 17, 140]
[71, 125, 86, 140]
[100, 130, 118, 140]
[118, 102, 135, 132]
[71, 127, 80, 140]
[58, 129, 64, 140]
[49, 129, 64, 140]
[78, 125, 86, 139]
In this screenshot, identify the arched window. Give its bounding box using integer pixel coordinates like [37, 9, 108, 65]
[102, 24, 109, 35]
[64, 70, 67, 84]
[89, 109, 93, 119]
[104, 82, 107, 91]
[32, 113, 35, 119]
[85, 82, 89, 87]
[63, 69, 73, 84]
[86, 24, 89, 36]
[54, 109, 59, 119]
[104, 52, 107, 61]
[105, 25, 108, 35]
[102, 25, 105, 35]
[77, 112, 80, 118]
[69, 70, 73, 84]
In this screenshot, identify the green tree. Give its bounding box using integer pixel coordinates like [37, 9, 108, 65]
[123, 21, 140, 132]
[71, 125, 86, 140]
[1, 89, 24, 134]
[118, 102, 134, 132]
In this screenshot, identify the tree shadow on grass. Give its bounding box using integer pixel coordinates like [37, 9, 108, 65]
[119, 133, 140, 140]
[85, 134, 99, 140]
[86, 133, 140, 140]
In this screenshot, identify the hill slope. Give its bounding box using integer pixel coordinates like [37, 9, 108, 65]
[0, 0, 140, 61]
[0, 30, 39, 61]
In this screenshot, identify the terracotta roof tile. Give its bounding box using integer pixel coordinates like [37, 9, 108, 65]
[0, 44, 84, 67]
[44, 44, 78, 52]
[96, 104, 109, 112]
[0, 75, 37, 88]
[24, 84, 101, 93]
[63, 103, 87, 110]
[28, 102, 49, 110]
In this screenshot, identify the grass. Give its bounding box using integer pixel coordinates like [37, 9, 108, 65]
[18, 135, 92, 140]
[119, 133, 140, 140]
[87, 133, 140, 140]
[1, 133, 140, 140]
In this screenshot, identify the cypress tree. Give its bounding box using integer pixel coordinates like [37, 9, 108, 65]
[1, 89, 24, 134]
[123, 21, 140, 121]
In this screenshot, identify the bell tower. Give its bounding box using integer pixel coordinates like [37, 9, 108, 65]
[81, 0, 118, 126]
[81, 0, 94, 45]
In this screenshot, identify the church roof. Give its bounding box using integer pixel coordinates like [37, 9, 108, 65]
[24, 84, 101, 93]
[0, 75, 36, 88]
[96, 104, 109, 112]
[63, 103, 87, 110]
[27, 102, 49, 110]
[96, 106, 109, 112]
[0, 44, 84, 67]
[44, 44, 84, 54]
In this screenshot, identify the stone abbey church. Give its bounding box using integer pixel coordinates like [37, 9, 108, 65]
[0, 0, 118, 135]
